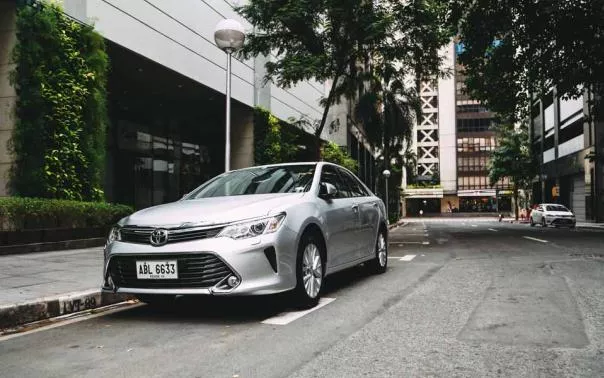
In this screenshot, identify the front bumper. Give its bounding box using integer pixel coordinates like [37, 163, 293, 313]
[546, 217, 576, 227]
[102, 226, 299, 296]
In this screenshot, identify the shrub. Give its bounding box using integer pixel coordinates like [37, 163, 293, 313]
[0, 197, 133, 231]
[321, 142, 358, 172]
[10, 1, 109, 201]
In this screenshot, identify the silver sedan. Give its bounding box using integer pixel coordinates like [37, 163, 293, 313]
[103, 162, 389, 308]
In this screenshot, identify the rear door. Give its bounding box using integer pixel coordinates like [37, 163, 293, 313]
[337, 168, 380, 259]
[318, 165, 359, 268]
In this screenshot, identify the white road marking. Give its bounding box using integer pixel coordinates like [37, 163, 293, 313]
[422, 241, 430, 245]
[399, 254, 416, 261]
[390, 241, 422, 245]
[488, 228, 498, 232]
[0, 302, 142, 342]
[261, 298, 336, 325]
[388, 256, 402, 259]
[523, 236, 548, 243]
[471, 225, 478, 227]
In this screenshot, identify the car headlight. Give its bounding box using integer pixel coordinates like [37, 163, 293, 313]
[107, 226, 121, 244]
[217, 214, 286, 239]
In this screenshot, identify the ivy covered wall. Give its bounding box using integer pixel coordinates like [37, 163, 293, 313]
[10, 1, 109, 201]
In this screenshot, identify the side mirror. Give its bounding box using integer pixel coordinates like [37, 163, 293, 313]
[319, 182, 337, 199]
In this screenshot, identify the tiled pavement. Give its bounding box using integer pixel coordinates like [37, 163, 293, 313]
[0, 247, 103, 307]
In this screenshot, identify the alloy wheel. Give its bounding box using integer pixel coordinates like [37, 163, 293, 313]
[302, 243, 322, 299]
[377, 233, 387, 267]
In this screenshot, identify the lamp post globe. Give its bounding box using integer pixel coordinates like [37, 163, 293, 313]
[382, 169, 391, 179]
[214, 19, 245, 173]
[214, 19, 245, 52]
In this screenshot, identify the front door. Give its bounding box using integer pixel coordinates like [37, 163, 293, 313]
[337, 168, 380, 258]
[319, 165, 359, 268]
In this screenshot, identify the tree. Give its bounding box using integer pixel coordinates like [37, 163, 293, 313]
[451, 0, 604, 221]
[237, 0, 452, 157]
[321, 142, 358, 172]
[451, 0, 604, 121]
[488, 123, 537, 220]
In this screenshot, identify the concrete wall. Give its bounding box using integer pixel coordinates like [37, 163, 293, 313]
[62, 0, 325, 125]
[0, 0, 16, 196]
[230, 102, 254, 169]
[438, 42, 457, 194]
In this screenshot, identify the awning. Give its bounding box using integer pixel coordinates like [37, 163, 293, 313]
[403, 188, 444, 199]
[457, 189, 497, 197]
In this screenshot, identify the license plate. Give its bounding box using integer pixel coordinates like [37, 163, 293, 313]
[136, 260, 178, 279]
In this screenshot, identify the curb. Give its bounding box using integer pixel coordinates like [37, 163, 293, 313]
[0, 238, 106, 256]
[576, 224, 604, 230]
[388, 220, 407, 230]
[0, 289, 134, 330]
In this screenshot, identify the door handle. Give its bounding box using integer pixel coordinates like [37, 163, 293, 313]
[351, 204, 359, 213]
[372, 203, 378, 208]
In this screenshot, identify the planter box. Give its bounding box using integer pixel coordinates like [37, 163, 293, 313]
[0, 227, 110, 245]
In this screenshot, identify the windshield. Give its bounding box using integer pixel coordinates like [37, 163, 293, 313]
[185, 164, 316, 199]
[546, 205, 570, 212]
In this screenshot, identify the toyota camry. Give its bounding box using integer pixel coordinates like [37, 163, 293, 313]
[102, 162, 389, 308]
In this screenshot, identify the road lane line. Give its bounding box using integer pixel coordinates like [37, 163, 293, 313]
[390, 242, 422, 245]
[261, 297, 336, 325]
[488, 228, 498, 232]
[471, 225, 478, 227]
[523, 236, 548, 243]
[422, 241, 430, 245]
[399, 254, 416, 261]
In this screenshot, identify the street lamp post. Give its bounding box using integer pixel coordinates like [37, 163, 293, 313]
[383, 169, 391, 223]
[214, 19, 245, 172]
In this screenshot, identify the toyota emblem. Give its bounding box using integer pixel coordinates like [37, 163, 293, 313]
[150, 229, 169, 246]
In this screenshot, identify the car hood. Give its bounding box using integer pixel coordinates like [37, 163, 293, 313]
[121, 193, 304, 227]
[546, 211, 574, 216]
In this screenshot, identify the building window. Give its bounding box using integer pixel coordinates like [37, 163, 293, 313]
[456, 118, 493, 132]
[456, 104, 488, 113]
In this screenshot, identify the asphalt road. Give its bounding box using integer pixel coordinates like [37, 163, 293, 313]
[1, 220, 603, 377]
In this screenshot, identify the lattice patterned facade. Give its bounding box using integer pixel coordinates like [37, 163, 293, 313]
[416, 81, 439, 177]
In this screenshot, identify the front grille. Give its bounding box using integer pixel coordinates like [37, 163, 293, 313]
[552, 218, 574, 225]
[120, 226, 223, 245]
[108, 254, 234, 289]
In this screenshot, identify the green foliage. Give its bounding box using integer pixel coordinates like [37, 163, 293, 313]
[488, 123, 537, 219]
[321, 142, 358, 172]
[0, 197, 132, 231]
[10, 2, 109, 201]
[237, 0, 452, 148]
[452, 0, 604, 120]
[488, 123, 536, 189]
[253, 107, 301, 165]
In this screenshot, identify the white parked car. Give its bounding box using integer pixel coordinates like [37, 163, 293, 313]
[530, 203, 576, 228]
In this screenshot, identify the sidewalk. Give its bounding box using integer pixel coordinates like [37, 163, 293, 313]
[0, 247, 130, 330]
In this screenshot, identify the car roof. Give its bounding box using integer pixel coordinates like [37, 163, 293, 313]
[540, 203, 568, 206]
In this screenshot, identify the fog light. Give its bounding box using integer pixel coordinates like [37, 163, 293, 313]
[227, 276, 240, 288]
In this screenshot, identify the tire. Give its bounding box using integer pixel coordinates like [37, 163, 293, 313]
[367, 228, 388, 274]
[136, 294, 175, 307]
[530, 217, 535, 227]
[293, 232, 325, 309]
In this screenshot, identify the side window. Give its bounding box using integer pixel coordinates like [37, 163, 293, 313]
[338, 169, 367, 197]
[320, 166, 348, 198]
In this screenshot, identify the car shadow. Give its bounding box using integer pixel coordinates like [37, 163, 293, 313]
[106, 264, 377, 325]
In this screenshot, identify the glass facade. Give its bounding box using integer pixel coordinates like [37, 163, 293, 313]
[454, 60, 512, 208]
[105, 42, 225, 209]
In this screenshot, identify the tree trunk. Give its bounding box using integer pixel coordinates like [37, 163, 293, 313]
[513, 185, 519, 221]
[313, 64, 346, 160]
